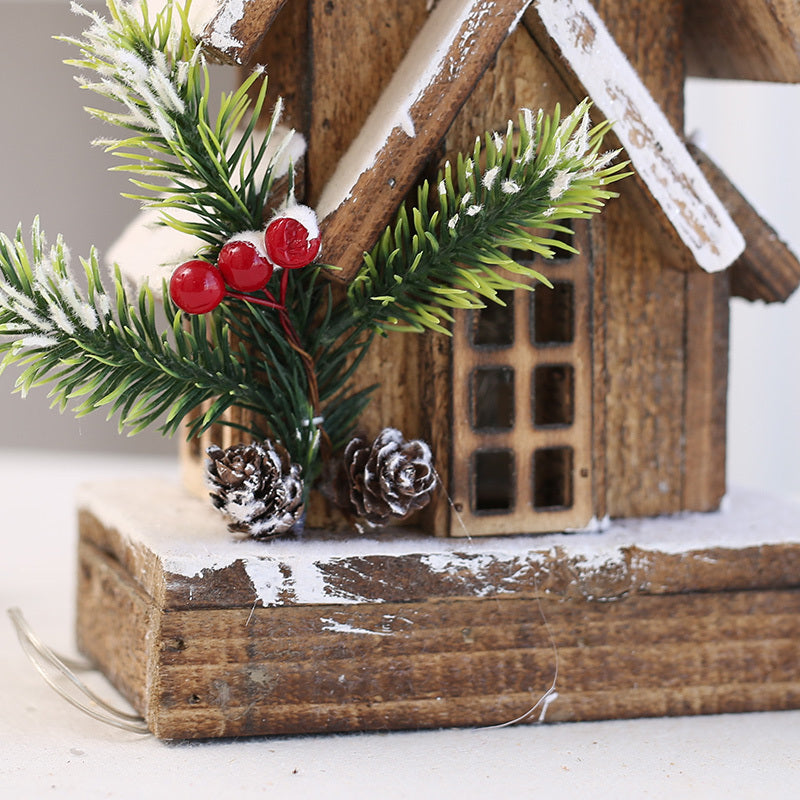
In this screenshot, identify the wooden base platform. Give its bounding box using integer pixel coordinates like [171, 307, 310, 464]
[76, 480, 800, 740]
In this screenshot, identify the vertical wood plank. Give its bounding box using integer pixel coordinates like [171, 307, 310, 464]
[419, 333, 453, 535]
[307, 0, 430, 430]
[592, 0, 691, 518]
[306, 0, 431, 206]
[682, 271, 729, 511]
[244, 0, 309, 132]
[588, 217, 608, 522]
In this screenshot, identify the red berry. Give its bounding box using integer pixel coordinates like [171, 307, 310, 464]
[217, 239, 274, 292]
[169, 260, 225, 314]
[265, 217, 321, 270]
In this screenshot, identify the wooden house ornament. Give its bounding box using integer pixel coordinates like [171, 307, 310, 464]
[173, 0, 800, 537]
[74, 0, 800, 738]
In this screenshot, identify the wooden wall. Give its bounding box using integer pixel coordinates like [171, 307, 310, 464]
[591, 0, 728, 517]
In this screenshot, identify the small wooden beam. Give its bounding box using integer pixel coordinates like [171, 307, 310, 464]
[689, 144, 800, 304]
[529, 0, 744, 274]
[316, 0, 533, 283]
[685, 0, 800, 82]
[201, 0, 289, 65]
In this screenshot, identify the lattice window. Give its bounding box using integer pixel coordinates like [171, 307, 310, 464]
[449, 223, 594, 535]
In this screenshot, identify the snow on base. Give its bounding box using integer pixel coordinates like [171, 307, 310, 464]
[78, 480, 800, 607]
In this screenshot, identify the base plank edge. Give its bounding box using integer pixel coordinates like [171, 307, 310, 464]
[76, 480, 800, 739]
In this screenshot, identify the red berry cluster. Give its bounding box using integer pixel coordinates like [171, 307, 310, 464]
[169, 207, 321, 315]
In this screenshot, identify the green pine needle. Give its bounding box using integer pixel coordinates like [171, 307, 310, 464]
[349, 100, 630, 334]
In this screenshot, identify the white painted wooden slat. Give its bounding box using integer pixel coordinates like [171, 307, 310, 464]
[535, 0, 744, 273]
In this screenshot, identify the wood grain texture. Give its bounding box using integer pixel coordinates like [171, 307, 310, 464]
[316, 0, 533, 282]
[601, 195, 688, 518]
[201, 0, 289, 65]
[588, 216, 608, 522]
[78, 479, 800, 610]
[685, 0, 800, 82]
[242, 0, 309, 130]
[682, 270, 729, 512]
[586, 0, 690, 519]
[149, 590, 800, 737]
[75, 540, 154, 714]
[306, 0, 430, 206]
[689, 144, 800, 304]
[76, 515, 800, 739]
[418, 327, 453, 536]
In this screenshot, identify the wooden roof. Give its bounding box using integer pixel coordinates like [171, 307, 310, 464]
[685, 0, 800, 83]
[184, 0, 800, 302]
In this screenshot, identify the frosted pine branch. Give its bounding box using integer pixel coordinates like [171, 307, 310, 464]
[61, 1, 294, 257]
[349, 100, 630, 335]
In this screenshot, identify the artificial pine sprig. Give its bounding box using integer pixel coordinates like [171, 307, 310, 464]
[0, 1, 629, 516]
[348, 100, 628, 334]
[0, 220, 317, 467]
[62, 0, 290, 254]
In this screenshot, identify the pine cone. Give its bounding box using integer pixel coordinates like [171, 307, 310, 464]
[338, 428, 437, 528]
[206, 441, 304, 539]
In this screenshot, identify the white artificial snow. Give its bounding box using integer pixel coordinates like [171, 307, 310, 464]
[273, 204, 320, 239]
[79, 479, 800, 609]
[19, 335, 58, 350]
[548, 169, 572, 200]
[534, 0, 744, 272]
[482, 166, 500, 189]
[225, 230, 268, 257]
[316, 0, 528, 220]
[319, 618, 394, 637]
[203, 0, 246, 53]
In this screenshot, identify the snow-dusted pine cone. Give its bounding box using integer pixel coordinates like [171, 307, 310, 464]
[206, 441, 304, 539]
[338, 428, 437, 528]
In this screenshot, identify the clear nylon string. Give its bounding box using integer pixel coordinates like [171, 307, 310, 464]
[7, 607, 150, 735]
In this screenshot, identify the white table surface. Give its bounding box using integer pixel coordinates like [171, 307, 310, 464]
[1, 448, 798, 799]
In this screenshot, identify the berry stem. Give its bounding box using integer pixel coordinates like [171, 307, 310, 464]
[228, 269, 330, 460]
[225, 290, 285, 311]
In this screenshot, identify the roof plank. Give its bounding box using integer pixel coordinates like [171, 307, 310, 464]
[316, 0, 533, 284]
[200, 0, 289, 65]
[530, 0, 744, 274]
[689, 144, 800, 304]
[685, 0, 800, 83]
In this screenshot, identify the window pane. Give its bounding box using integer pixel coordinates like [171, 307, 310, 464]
[473, 449, 515, 512]
[472, 367, 515, 430]
[532, 281, 574, 346]
[508, 248, 536, 267]
[470, 290, 514, 348]
[533, 447, 574, 510]
[532, 364, 574, 427]
[549, 223, 575, 261]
